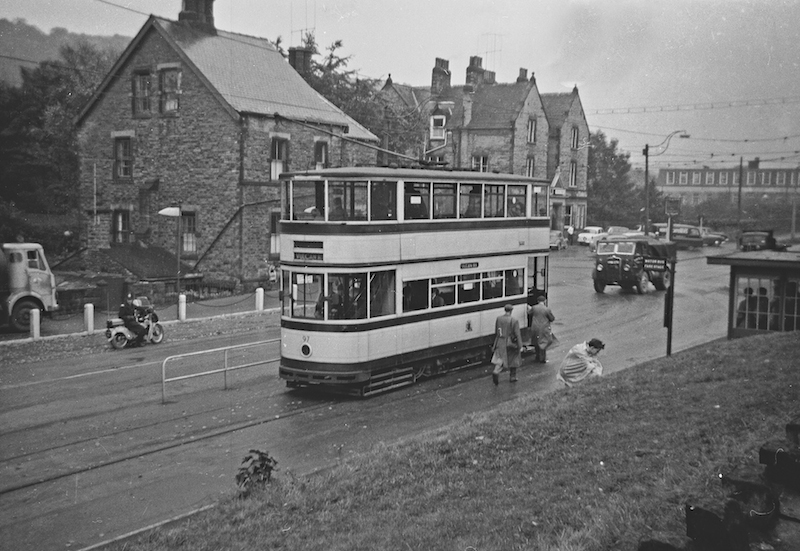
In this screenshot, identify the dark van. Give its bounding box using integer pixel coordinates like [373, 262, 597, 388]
[592, 236, 677, 294]
[651, 223, 703, 250]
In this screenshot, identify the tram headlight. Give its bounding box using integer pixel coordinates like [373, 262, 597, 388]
[301, 343, 312, 357]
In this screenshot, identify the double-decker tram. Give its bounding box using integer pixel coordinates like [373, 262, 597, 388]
[278, 166, 550, 396]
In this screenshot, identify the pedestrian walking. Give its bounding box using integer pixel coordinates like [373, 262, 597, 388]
[566, 225, 575, 245]
[557, 338, 605, 387]
[491, 304, 522, 385]
[527, 295, 556, 363]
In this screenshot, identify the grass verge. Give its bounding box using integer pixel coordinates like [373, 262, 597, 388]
[109, 331, 798, 551]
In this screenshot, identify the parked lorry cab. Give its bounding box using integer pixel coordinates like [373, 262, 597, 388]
[592, 236, 677, 294]
[1, 243, 59, 331]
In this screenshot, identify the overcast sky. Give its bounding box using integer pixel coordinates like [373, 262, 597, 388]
[4, 0, 800, 169]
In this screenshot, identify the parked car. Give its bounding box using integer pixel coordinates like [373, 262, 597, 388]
[592, 236, 677, 294]
[549, 230, 567, 250]
[699, 227, 728, 247]
[651, 223, 704, 249]
[576, 226, 604, 246]
[738, 229, 788, 252]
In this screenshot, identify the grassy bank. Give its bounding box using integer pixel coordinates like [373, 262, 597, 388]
[110, 332, 798, 551]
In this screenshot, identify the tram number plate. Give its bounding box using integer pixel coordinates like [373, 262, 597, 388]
[643, 258, 667, 272]
[295, 252, 323, 261]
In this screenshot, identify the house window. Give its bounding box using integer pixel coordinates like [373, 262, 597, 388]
[569, 161, 577, 187]
[732, 171, 739, 186]
[571, 127, 579, 149]
[159, 68, 181, 114]
[114, 138, 133, 179]
[747, 171, 756, 185]
[132, 72, 151, 115]
[314, 141, 329, 170]
[526, 119, 536, 143]
[112, 210, 132, 244]
[430, 115, 446, 140]
[761, 172, 771, 186]
[181, 212, 197, 254]
[526, 157, 535, 178]
[271, 138, 289, 180]
[692, 172, 701, 185]
[720, 172, 728, 186]
[471, 155, 489, 172]
[679, 172, 688, 185]
[666, 172, 675, 185]
[564, 205, 574, 227]
[706, 172, 715, 185]
[777, 172, 786, 186]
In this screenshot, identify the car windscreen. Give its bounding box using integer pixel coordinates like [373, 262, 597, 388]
[597, 242, 635, 254]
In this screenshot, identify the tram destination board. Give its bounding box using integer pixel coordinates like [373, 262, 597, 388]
[644, 258, 667, 272]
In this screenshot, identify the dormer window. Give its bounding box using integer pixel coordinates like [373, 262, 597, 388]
[430, 115, 446, 140]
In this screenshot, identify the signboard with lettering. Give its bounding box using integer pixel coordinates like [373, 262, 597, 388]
[644, 258, 667, 272]
[294, 252, 323, 261]
[460, 262, 479, 269]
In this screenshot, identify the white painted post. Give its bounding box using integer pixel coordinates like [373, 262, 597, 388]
[30, 308, 40, 339]
[255, 288, 264, 311]
[178, 293, 186, 321]
[84, 303, 94, 333]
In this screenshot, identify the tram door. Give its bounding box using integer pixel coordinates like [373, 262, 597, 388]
[527, 254, 549, 304]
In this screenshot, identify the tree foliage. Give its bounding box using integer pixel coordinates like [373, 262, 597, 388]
[587, 131, 639, 227]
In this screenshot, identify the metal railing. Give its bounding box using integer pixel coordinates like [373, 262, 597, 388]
[161, 338, 280, 403]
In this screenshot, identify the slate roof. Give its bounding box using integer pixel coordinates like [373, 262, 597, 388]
[78, 16, 377, 142]
[541, 92, 577, 131]
[466, 81, 538, 129]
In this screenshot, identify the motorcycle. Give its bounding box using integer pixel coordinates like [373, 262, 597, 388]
[106, 297, 165, 349]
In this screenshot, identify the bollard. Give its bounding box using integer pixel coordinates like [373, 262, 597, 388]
[30, 307, 41, 339]
[255, 287, 264, 311]
[178, 293, 186, 321]
[84, 303, 94, 333]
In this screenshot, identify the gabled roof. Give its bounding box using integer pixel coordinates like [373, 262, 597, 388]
[541, 89, 582, 131]
[466, 81, 538, 129]
[77, 16, 377, 142]
[381, 77, 431, 111]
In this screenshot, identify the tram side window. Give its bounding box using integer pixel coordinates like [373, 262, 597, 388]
[292, 180, 324, 220]
[403, 279, 429, 312]
[460, 184, 482, 218]
[290, 272, 323, 319]
[404, 182, 430, 220]
[458, 273, 480, 303]
[370, 181, 397, 221]
[370, 271, 396, 317]
[483, 185, 505, 218]
[432, 276, 456, 306]
[507, 185, 527, 217]
[330, 273, 367, 319]
[433, 183, 457, 219]
[482, 271, 504, 299]
[328, 180, 368, 221]
[505, 269, 524, 296]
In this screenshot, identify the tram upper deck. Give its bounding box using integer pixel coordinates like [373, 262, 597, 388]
[279, 167, 551, 265]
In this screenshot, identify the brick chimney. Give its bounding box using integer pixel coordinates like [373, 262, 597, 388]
[288, 46, 313, 76]
[517, 68, 528, 83]
[431, 58, 451, 96]
[466, 56, 485, 89]
[179, 0, 216, 32]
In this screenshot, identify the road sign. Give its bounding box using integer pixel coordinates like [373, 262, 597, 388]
[665, 197, 681, 216]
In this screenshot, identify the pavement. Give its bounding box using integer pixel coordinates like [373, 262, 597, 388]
[0, 289, 283, 344]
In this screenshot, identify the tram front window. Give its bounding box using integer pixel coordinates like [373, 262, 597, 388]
[329, 180, 367, 221]
[369, 271, 396, 317]
[330, 273, 367, 319]
[288, 272, 323, 319]
[291, 181, 324, 220]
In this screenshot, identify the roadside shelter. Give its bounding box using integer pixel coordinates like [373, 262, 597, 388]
[707, 249, 800, 338]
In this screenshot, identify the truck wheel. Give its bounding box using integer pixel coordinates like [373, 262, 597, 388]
[110, 333, 128, 349]
[635, 271, 649, 295]
[11, 299, 39, 332]
[653, 268, 672, 291]
[593, 280, 605, 293]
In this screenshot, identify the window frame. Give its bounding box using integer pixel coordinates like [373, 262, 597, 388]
[471, 155, 489, 172]
[571, 127, 579, 149]
[569, 161, 577, 188]
[132, 72, 152, 116]
[158, 67, 181, 115]
[430, 115, 446, 140]
[113, 137, 133, 180]
[526, 118, 536, 143]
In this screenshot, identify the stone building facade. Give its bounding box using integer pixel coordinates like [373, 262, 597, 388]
[378, 57, 590, 230]
[72, 0, 378, 293]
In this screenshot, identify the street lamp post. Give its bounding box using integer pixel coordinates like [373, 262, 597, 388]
[643, 130, 689, 233]
[158, 205, 182, 304]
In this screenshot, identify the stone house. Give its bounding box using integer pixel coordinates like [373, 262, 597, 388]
[378, 57, 589, 230]
[71, 0, 378, 296]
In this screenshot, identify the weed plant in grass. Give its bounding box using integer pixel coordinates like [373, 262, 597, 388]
[110, 332, 798, 551]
